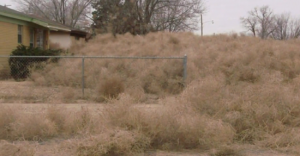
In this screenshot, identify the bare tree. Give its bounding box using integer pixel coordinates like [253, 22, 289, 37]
[289, 19, 300, 39]
[92, 0, 205, 35]
[271, 13, 300, 40]
[14, 0, 93, 28]
[271, 13, 291, 40]
[241, 6, 275, 39]
[240, 16, 257, 37]
[241, 6, 300, 40]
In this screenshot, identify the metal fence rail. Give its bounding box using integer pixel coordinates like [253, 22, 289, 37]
[0, 55, 187, 97]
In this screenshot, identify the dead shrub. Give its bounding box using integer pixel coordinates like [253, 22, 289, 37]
[0, 141, 35, 156]
[142, 74, 162, 95]
[103, 94, 142, 130]
[221, 65, 260, 84]
[103, 94, 235, 150]
[3, 32, 300, 152]
[230, 32, 239, 39]
[46, 105, 67, 132]
[61, 88, 76, 102]
[76, 130, 150, 156]
[97, 77, 125, 100]
[125, 85, 147, 103]
[180, 77, 300, 145]
[0, 106, 18, 139]
[29, 72, 47, 86]
[210, 146, 243, 156]
[259, 128, 300, 148]
[140, 62, 184, 96]
[10, 114, 57, 141]
[148, 111, 234, 150]
[169, 36, 180, 44]
[0, 68, 11, 80]
[181, 77, 227, 116]
[67, 106, 96, 133]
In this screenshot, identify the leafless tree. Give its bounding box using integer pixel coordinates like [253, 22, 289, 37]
[289, 19, 300, 39]
[271, 13, 300, 40]
[271, 13, 291, 40]
[241, 6, 276, 39]
[14, 0, 93, 28]
[240, 16, 257, 37]
[92, 0, 205, 35]
[241, 6, 300, 40]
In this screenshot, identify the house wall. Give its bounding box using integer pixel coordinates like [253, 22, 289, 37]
[49, 31, 72, 50]
[0, 20, 32, 73]
[23, 25, 31, 46]
[0, 21, 17, 73]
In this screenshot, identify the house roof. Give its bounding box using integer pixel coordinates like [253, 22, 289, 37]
[0, 5, 72, 32]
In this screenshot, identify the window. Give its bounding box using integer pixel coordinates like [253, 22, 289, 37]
[36, 29, 44, 49]
[30, 29, 34, 48]
[18, 25, 23, 44]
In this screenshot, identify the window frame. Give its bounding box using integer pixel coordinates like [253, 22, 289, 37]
[30, 29, 34, 48]
[18, 25, 23, 44]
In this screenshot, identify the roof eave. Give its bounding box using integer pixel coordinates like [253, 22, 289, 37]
[0, 11, 48, 27]
[31, 18, 48, 27]
[48, 25, 71, 32]
[0, 11, 71, 31]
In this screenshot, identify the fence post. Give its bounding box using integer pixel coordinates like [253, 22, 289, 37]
[183, 54, 187, 86]
[82, 57, 85, 97]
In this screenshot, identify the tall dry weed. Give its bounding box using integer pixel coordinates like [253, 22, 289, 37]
[103, 94, 235, 150]
[0, 141, 35, 156]
[10, 114, 57, 141]
[0, 106, 18, 139]
[97, 76, 125, 101]
[9, 32, 300, 152]
[32, 32, 300, 100]
[180, 76, 300, 144]
[76, 130, 150, 156]
[259, 128, 300, 148]
[63, 106, 104, 135]
[46, 105, 67, 132]
[0, 68, 11, 80]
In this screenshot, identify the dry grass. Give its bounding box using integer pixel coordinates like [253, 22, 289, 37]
[97, 76, 125, 101]
[76, 130, 150, 156]
[2, 32, 300, 154]
[210, 147, 243, 156]
[0, 104, 101, 141]
[102, 94, 235, 150]
[0, 106, 18, 139]
[29, 32, 300, 100]
[0, 68, 11, 80]
[0, 141, 35, 156]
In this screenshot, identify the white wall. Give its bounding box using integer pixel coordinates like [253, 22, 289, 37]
[49, 32, 72, 50]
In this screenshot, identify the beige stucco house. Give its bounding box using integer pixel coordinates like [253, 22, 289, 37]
[0, 5, 87, 73]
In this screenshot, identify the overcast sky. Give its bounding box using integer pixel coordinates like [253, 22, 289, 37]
[1, 0, 300, 35]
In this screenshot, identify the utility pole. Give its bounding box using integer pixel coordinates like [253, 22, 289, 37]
[201, 14, 203, 36]
[200, 14, 214, 36]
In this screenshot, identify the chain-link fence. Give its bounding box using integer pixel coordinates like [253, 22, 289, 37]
[0, 55, 187, 103]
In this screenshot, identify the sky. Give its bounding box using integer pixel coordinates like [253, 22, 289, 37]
[1, 0, 300, 35]
[197, 0, 300, 35]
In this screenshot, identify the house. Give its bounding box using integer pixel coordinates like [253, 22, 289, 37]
[0, 5, 88, 74]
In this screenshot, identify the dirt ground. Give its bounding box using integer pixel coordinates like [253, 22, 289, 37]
[0, 80, 299, 156]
